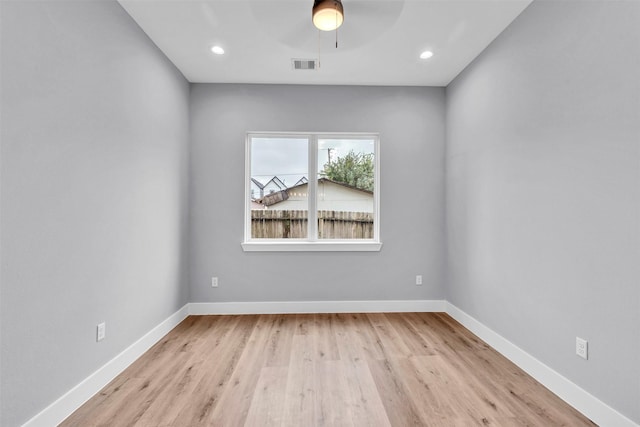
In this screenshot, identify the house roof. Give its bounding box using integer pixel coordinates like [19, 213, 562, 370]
[250, 178, 265, 189]
[251, 176, 289, 190]
[287, 178, 373, 195]
[265, 176, 287, 189]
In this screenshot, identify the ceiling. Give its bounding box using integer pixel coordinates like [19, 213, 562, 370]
[118, 0, 532, 87]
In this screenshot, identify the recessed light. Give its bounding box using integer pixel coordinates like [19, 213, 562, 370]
[211, 45, 225, 55]
[420, 50, 434, 59]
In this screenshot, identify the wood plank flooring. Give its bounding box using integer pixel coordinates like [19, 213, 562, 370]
[61, 313, 596, 426]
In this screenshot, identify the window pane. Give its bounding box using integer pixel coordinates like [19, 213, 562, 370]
[317, 138, 375, 239]
[250, 137, 308, 238]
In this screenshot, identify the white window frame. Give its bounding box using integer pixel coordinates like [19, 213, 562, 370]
[242, 132, 382, 252]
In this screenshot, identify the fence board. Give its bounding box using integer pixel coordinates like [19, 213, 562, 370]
[251, 210, 373, 239]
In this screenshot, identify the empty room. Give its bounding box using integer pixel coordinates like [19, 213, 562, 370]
[1, 0, 638, 426]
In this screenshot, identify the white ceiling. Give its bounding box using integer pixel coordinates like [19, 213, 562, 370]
[118, 0, 532, 86]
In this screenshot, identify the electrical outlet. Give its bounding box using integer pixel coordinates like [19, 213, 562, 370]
[576, 337, 588, 360]
[97, 322, 106, 342]
[416, 275, 423, 286]
[211, 277, 219, 288]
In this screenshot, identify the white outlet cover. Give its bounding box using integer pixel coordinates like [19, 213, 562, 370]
[97, 322, 106, 342]
[576, 337, 588, 360]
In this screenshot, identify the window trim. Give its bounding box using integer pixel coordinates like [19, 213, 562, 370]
[243, 132, 381, 252]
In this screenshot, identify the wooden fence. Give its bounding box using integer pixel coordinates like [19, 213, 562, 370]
[251, 210, 373, 239]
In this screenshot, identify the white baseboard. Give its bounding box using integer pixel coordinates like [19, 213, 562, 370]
[446, 302, 638, 427]
[188, 299, 447, 315]
[22, 305, 190, 427]
[21, 300, 637, 427]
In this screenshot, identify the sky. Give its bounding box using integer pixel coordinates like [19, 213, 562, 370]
[251, 137, 375, 187]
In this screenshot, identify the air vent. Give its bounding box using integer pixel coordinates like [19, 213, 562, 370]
[292, 59, 318, 70]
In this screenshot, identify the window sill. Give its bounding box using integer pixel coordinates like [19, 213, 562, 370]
[241, 241, 383, 252]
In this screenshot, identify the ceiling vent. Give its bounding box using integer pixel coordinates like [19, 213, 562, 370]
[292, 59, 318, 70]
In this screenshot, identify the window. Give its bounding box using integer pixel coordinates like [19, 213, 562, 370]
[243, 132, 381, 251]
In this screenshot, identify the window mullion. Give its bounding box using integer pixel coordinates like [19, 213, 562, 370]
[308, 136, 318, 241]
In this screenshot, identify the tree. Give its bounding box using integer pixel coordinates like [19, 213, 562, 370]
[320, 150, 374, 191]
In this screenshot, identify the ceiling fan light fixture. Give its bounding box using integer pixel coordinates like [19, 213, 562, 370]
[312, 0, 344, 32]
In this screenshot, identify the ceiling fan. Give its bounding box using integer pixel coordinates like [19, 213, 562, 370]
[249, 0, 405, 53]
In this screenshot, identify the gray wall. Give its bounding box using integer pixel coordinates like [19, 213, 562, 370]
[446, 0, 640, 423]
[189, 84, 446, 303]
[0, 1, 190, 426]
[3, 0, 637, 425]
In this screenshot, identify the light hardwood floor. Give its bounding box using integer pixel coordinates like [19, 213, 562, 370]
[62, 313, 596, 426]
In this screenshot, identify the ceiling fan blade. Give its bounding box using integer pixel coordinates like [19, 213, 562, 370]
[250, 1, 318, 51]
[343, 1, 404, 18]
